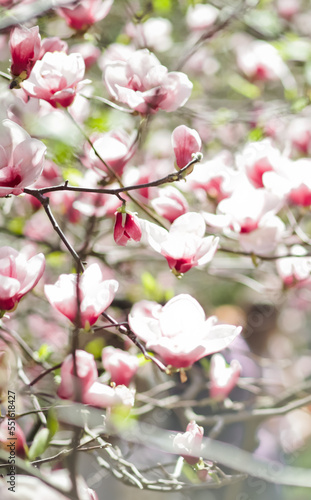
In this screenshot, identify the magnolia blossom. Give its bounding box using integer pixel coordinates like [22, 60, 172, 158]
[102, 346, 139, 386]
[204, 186, 285, 255]
[0, 246, 45, 311]
[57, 0, 114, 31]
[114, 211, 142, 246]
[9, 25, 41, 78]
[104, 48, 192, 114]
[186, 3, 219, 31]
[276, 246, 311, 287]
[237, 139, 281, 188]
[209, 353, 241, 400]
[171, 125, 202, 169]
[125, 17, 172, 52]
[44, 263, 118, 328]
[173, 421, 204, 465]
[184, 153, 240, 204]
[58, 350, 135, 408]
[129, 294, 242, 368]
[0, 119, 46, 197]
[22, 51, 89, 108]
[39, 36, 68, 58]
[286, 117, 311, 155]
[151, 186, 188, 223]
[141, 212, 219, 274]
[57, 349, 97, 400]
[263, 158, 311, 206]
[69, 42, 101, 69]
[82, 129, 136, 176]
[236, 39, 295, 88]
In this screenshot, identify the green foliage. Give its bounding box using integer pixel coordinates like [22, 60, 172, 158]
[85, 338, 106, 358]
[28, 428, 51, 461]
[141, 271, 174, 302]
[7, 217, 24, 235]
[62, 167, 83, 186]
[152, 0, 171, 13]
[248, 128, 264, 142]
[35, 344, 53, 363]
[229, 74, 261, 100]
[47, 408, 59, 439]
[46, 252, 68, 268]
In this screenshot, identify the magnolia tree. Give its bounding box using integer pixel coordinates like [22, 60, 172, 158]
[1, 0, 311, 499]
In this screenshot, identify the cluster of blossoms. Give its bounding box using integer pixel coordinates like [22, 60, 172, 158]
[2, 0, 311, 497]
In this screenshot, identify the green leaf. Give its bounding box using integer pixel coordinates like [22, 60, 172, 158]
[152, 0, 171, 13]
[28, 428, 51, 461]
[248, 128, 264, 142]
[229, 74, 261, 100]
[46, 251, 68, 268]
[62, 167, 83, 186]
[35, 344, 53, 363]
[7, 217, 24, 235]
[47, 409, 59, 439]
[85, 338, 106, 358]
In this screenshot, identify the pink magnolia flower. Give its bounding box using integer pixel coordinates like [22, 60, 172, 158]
[209, 353, 241, 400]
[57, 350, 98, 400]
[84, 381, 135, 409]
[173, 421, 204, 465]
[9, 25, 41, 79]
[0, 246, 45, 311]
[204, 186, 285, 255]
[184, 153, 240, 204]
[276, 0, 301, 19]
[113, 210, 142, 246]
[57, 0, 114, 31]
[236, 39, 295, 88]
[39, 37, 68, 58]
[263, 158, 311, 207]
[0, 119, 46, 197]
[104, 48, 192, 114]
[186, 3, 219, 31]
[286, 117, 311, 156]
[82, 129, 136, 176]
[276, 246, 311, 287]
[44, 263, 119, 328]
[141, 212, 219, 274]
[237, 139, 281, 188]
[102, 346, 139, 386]
[125, 17, 172, 52]
[172, 125, 202, 169]
[129, 294, 242, 368]
[58, 349, 135, 409]
[151, 186, 188, 223]
[69, 42, 101, 69]
[22, 51, 89, 108]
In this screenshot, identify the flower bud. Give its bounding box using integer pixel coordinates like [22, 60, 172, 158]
[114, 211, 142, 246]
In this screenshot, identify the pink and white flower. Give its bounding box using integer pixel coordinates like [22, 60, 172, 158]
[151, 186, 188, 223]
[0, 119, 46, 197]
[141, 212, 219, 274]
[102, 346, 139, 386]
[57, 350, 98, 400]
[104, 48, 192, 114]
[82, 129, 136, 176]
[44, 263, 118, 328]
[236, 139, 281, 188]
[173, 420, 204, 465]
[57, 0, 114, 31]
[171, 125, 202, 169]
[276, 246, 311, 287]
[186, 3, 219, 31]
[204, 186, 285, 255]
[9, 25, 41, 79]
[113, 210, 142, 246]
[125, 17, 172, 52]
[22, 51, 89, 108]
[0, 246, 45, 312]
[57, 350, 135, 409]
[263, 158, 311, 206]
[129, 294, 242, 368]
[209, 353, 241, 400]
